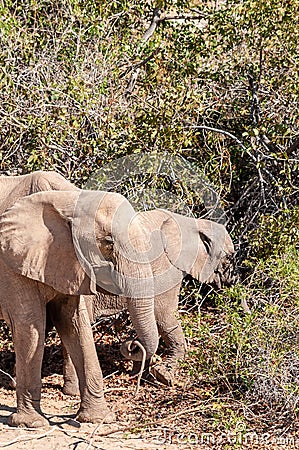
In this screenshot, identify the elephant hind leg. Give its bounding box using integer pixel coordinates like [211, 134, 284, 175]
[151, 321, 186, 386]
[62, 344, 80, 396]
[45, 300, 80, 396]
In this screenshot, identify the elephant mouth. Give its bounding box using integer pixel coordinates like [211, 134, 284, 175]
[210, 254, 236, 289]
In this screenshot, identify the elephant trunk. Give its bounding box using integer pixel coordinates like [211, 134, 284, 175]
[125, 297, 159, 361]
[114, 253, 158, 361]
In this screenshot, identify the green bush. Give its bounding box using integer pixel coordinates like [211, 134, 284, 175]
[248, 207, 299, 260]
[182, 244, 299, 427]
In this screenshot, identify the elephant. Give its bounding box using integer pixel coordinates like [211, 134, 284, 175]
[0, 188, 159, 427]
[56, 209, 234, 394]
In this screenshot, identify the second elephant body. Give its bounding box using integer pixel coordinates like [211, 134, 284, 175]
[59, 208, 234, 392]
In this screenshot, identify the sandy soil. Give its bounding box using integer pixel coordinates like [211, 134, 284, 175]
[0, 376, 177, 450]
[0, 324, 297, 449]
[0, 377, 297, 450]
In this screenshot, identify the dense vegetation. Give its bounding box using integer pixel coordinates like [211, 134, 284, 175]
[0, 0, 298, 438]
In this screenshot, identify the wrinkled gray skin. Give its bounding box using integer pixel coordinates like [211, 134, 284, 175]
[60, 209, 235, 394]
[0, 172, 158, 428]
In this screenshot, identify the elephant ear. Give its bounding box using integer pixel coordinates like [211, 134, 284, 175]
[0, 190, 105, 295]
[160, 212, 228, 282]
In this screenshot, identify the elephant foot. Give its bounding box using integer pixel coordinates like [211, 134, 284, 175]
[62, 381, 80, 397]
[76, 403, 116, 424]
[151, 362, 176, 386]
[8, 411, 48, 428]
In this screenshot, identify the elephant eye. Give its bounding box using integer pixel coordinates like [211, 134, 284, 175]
[104, 235, 114, 245]
[97, 235, 114, 248]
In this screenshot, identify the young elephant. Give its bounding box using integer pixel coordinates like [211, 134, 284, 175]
[0, 189, 158, 427]
[60, 209, 234, 393]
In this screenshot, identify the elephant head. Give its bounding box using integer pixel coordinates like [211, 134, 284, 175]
[0, 189, 159, 360]
[160, 211, 235, 289]
[139, 209, 235, 295]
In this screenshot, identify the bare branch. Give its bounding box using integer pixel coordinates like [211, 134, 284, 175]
[142, 7, 161, 41]
[187, 124, 273, 205]
[132, 340, 146, 397]
[158, 13, 208, 22]
[125, 7, 207, 95]
[0, 368, 16, 385]
[186, 124, 256, 160]
[259, 134, 281, 153]
[248, 73, 260, 126]
[120, 47, 161, 79]
[125, 8, 161, 94]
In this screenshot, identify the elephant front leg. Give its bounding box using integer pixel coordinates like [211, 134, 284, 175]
[8, 317, 48, 428]
[151, 291, 186, 386]
[152, 320, 186, 386]
[48, 295, 115, 423]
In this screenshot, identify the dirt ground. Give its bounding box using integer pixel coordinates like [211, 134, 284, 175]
[0, 372, 220, 450]
[0, 321, 180, 450]
[0, 321, 203, 450]
[0, 376, 174, 450]
[0, 375, 298, 450]
[0, 321, 298, 449]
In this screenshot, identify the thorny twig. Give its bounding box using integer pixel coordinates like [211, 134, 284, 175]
[0, 368, 15, 385]
[127, 340, 147, 396]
